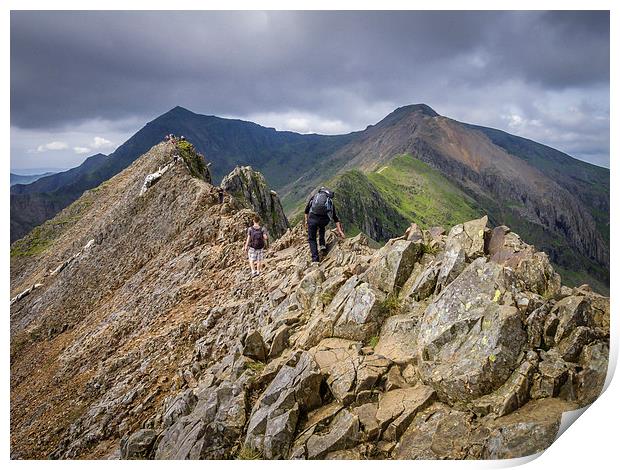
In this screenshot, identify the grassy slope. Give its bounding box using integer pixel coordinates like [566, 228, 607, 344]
[366, 154, 482, 229]
[324, 154, 482, 241]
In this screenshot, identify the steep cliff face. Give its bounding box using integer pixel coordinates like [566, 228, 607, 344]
[10, 140, 609, 460]
[221, 166, 289, 239]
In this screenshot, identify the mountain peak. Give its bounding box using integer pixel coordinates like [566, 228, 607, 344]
[393, 103, 439, 117]
[159, 105, 196, 119]
[373, 103, 440, 128]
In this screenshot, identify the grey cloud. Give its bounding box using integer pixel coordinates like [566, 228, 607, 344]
[10, 10, 609, 168]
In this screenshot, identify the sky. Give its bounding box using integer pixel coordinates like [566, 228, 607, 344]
[10, 10, 610, 171]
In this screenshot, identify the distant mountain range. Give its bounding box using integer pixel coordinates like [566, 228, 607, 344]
[10, 172, 57, 186]
[10, 105, 609, 291]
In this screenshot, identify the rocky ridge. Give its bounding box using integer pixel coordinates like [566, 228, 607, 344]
[10, 141, 609, 460]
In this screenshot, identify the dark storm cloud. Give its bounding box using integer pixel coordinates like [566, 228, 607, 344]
[10, 10, 610, 167]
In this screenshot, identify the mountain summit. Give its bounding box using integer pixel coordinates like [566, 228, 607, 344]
[10, 139, 610, 460]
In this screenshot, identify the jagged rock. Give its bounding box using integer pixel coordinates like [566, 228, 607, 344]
[404, 223, 423, 242]
[297, 269, 326, 311]
[385, 365, 410, 392]
[288, 402, 343, 459]
[154, 378, 247, 459]
[395, 403, 483, 459]
[332, 282, 387, 342]
[510, 251, 561, 298]
[482, 398, 577, 459]
[457, 216, 488, 259]
[487, 225, 511, 260]
[120, 429, 157, 459]
[162, 389, 197, 427]
[581, 291, 610, 337]
[310, 338, 391, 405]
[320, 272, 350, 306]
[471, 357, 537, 417]
[435, 245, 466, 293]
[304, 402, 344, 432]
[355, 355, 392, 397]
[524, 303, 551, 349]
[243, 330, 267, 362]
[268, 325, 291, 359]
[575, 342, 609, 406]
[245, 351, 323, 459]
[352, 403, 381, 440]
[306, 409, 359, 459]
[313, 339, 360, 404]
[374, 313, 419, 365]
[296, 276, 359, 349]
[416, 258, 527, 404]
[434, 216, 487, 292]
[221, 165, 289, 238]
[530, 353, 571, 400]
[400, 258, 439, 302]
[556, 326, 594, 362]
[363, 239, 422, 294]
[298, 276, 386, 348]
[376, 384, 435, 441]
[552, 295, 588, 344]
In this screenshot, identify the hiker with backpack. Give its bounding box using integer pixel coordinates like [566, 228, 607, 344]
[244, 215, 269, 276]
[304, 187, 345, 263]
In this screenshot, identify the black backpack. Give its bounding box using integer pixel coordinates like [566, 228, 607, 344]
[249, 226, 265, 249]
[309, 189, 334, 218]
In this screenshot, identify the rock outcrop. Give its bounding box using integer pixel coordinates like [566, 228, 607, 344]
[10, 141, 609, 461]
[221, 165, 289, 239]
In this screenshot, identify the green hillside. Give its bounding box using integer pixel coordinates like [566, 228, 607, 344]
[367, 154, 482, 229]
[327, 154, 482, 241]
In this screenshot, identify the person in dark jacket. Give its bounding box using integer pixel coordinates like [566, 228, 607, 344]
[304, 187, 345, 262]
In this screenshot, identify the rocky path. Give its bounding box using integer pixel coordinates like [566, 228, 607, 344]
[10, 140, 609, 460]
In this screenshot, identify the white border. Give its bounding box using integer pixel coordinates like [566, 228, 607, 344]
[3, 1, 616, 468]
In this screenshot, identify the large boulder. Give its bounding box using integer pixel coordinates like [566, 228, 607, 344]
[306, 409, 360, 459]
[395, 403, 484, 459]
[245, 351, 323, 459]
[363, 239, 422, 294]
[332, 282, 387, 342]
[296, 275, 386, 348]
[221, 166, 289, 238]
[374, 313, 420, 366]
[120, 429, 157, 459]
[416, 258, 527, 404]
[482, 398, 577, 459]
[400, 255, 440, 302]
[311, 338, 390, 405]
[376, 385, 436, 442]
[154, 379, 247, 459]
